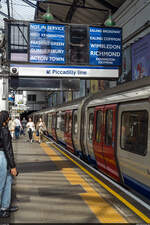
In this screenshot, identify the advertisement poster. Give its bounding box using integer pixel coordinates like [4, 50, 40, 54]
[30, 23, 66, 64]
[89, 27, 122, 66]
[118, 46, 132, 84]
[132, 33, 150, 80]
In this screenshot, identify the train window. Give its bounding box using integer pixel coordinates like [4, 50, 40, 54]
[60, 114, 65, 132]
[48, 114, 52, 129]
[73, 112, 78, 135]
[96, 110, 103, 143]
[105, 110, 113, 146]
[121, 110, 148, 156]
[65, 113, 70, 133]
[56, 114, 61, 130]
[52, 114, 56, 129]
[88, 113, 94, 142]
[69, 114, 72, 133]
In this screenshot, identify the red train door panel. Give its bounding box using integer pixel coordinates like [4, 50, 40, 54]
[64, 111, 74, 153]
[93, 104, 120, 182]
[103, 105, 120, 182]
[52, 113, 57, 141]
[93, 106, 106, 173]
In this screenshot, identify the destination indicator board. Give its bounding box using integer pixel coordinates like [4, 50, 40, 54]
[89, 27, 122, 66]
[29, 23, 66, 64]
[6, 20, 122, 79]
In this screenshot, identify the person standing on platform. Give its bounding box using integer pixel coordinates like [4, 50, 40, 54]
[8, 117, 16, 140]
[14, 117, 22, 139]
[26, 117, 35, 143]
[36, 118, 46, 144]
[21, 117, 27, 136]
[0, 111, 18, 218]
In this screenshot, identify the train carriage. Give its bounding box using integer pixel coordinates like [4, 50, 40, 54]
[31, 77, 150, 202]
[55, 98, 85, 155]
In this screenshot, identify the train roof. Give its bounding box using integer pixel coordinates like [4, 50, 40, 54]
[32, 76, 150, 115]
[55, 96, 85, 111]
[86, 76, 150, 108]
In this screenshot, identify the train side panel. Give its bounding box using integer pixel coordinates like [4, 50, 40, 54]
[72, 109, 81, 156]
[83, 107, 97, 166]
[56, 111, 66, 146]
[64, 110, 75, 153]
[117, 100, 150, 200]
[51, 112, 57, 141]
[93, 104, 121, 182]
[47, 113, 53, 137]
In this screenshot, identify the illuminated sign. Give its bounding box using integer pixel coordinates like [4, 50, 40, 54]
[89, 27, 122, 66]
[10, 64, 119, 78]
[6, 20, 122, 78]
[29, 23, 66, 64]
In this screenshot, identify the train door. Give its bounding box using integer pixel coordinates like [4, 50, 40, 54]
[103, 105, 120, 182]
[86, 107, 96, 164]
[52, 113, 57, 141]
[93, 104, 120, 182]
[93, 106, 106, 173]
[47, 113, 52, 136]
[72, 110, 78, 154]
[64, 111, 74, 153]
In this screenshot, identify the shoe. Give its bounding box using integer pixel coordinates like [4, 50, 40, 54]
[8, 206, 19, 212]
[0, 210, 10, 218]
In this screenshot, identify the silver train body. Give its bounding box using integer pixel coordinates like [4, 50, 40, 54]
[32, 78, 150, 202]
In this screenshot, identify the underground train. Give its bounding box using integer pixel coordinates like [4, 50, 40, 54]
[32, 77, 150, 202]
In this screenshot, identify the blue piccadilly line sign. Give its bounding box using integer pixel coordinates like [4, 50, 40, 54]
[89, 27, 122, 66]
[29, 23, 66, 64]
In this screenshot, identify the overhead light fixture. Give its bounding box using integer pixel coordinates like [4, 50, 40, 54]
[104, 10, 115, 27]
[0, 0, 2, 9]
[42, 6, 54, 22]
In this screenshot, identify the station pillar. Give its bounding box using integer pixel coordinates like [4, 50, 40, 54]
[0, 75, 8, 111]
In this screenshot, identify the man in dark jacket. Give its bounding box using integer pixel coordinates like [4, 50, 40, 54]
[0, 111, 18, 218]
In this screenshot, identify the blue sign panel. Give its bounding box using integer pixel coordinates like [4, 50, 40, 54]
[29, 23, 66, 64]
[89, 27, 122, 66]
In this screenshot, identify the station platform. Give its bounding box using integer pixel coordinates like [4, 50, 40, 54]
[1, 135, 147, 223]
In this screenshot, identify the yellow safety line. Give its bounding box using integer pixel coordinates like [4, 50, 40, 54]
[43, 140, 150, 223]
[41, 143, 127, 223]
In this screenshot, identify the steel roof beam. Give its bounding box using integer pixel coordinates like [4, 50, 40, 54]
[35, 1, 108, 12]
[0, 11, 13, 19]
[21, 0, 37, 8]
[66, 0, 80, 23]
[95, 0, 117, 13]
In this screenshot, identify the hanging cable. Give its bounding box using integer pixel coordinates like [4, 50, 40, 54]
[10, 0, 13, 18]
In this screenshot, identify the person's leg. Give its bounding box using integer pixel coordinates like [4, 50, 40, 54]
[15, 127, 17, 139]
[28, 129, 31, 140]
[1, 171, 13, 210]
[39, 130, 41, 143]
[17, 126, 20, 138]
[0, 152, 10, 218]
[30, 130, 33, 143]
[23, 127, 25, 135]
[28, 128, 33, 142]
[0, 152, 7, 202]
[16, 126, 19, 139]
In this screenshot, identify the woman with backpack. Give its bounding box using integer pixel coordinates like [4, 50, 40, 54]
[0, 111, 18, 218]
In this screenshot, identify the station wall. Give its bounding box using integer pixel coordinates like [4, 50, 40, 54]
[114, 0, 150, 84]
[114, 0, 150, 43]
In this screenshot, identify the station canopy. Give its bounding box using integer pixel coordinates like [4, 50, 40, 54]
[35, 0, 127, 24]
